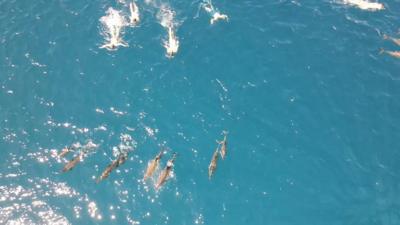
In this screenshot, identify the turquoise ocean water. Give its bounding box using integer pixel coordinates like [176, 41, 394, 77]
[1, 0, 400, 224]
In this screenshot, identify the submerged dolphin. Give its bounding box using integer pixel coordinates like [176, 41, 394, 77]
[143, 150, 164, 181]
[155, 153, 177, 190]
[217, 131, 228, 160]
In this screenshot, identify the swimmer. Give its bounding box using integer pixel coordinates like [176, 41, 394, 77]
[155, 153, 177, 190]
[99, 8, 129, 51]
[165, 26, 179, 58]
[200, 0, 229, 25]
[62, 152, 84, 172]
[217, 131, 228, 160]
[380, 48, 400, 58]
[343, 0, 384, 11]
[210, 12, 228, 25]
[100, 36, 128, 51]
[383, 34, 400, 46]
[129, 1, 140, 26]
[96, 153, 128, 183]
[208, 146, 219, 179]
[143, 150, 164, 181]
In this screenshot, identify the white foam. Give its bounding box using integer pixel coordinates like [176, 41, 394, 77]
[157, 4, 176, 29]
[342, 0, 384, 11]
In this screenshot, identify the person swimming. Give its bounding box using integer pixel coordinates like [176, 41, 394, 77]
[143, 150, 164, 181]
[99, 7, 129, 51]
[99, 32, 128, 50]
[200, 0, 228, 25]
[164, 26, 179, 58]
[129, 1, 140, 26]
[155, 153, 177, 190]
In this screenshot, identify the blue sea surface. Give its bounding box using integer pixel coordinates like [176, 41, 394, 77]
[1, 0, 400, 224]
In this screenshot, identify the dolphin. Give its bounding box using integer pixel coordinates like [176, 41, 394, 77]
[383, 34, 400, 46]
[96, 162, 117, 183]
[208, 147, 219, 179]
[58, 143, 80, 158]
[155, 153, 177, 190]
[62, 153, 83, 172]
[96, 154, 128, 183]
[143, 150, 164, 181]
[59, 147, 71, 158]
[380, 49, 400, 58]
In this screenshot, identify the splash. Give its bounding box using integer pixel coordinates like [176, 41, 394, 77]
[157, 4, 176, 29]
[342, 0, 384, 11]
[112, 133, 137, 157]
[199, 0, 229, 25]
[99, 7, 129, 51]
[88, 201, 102, 220]
[81, 140, 99, 154]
